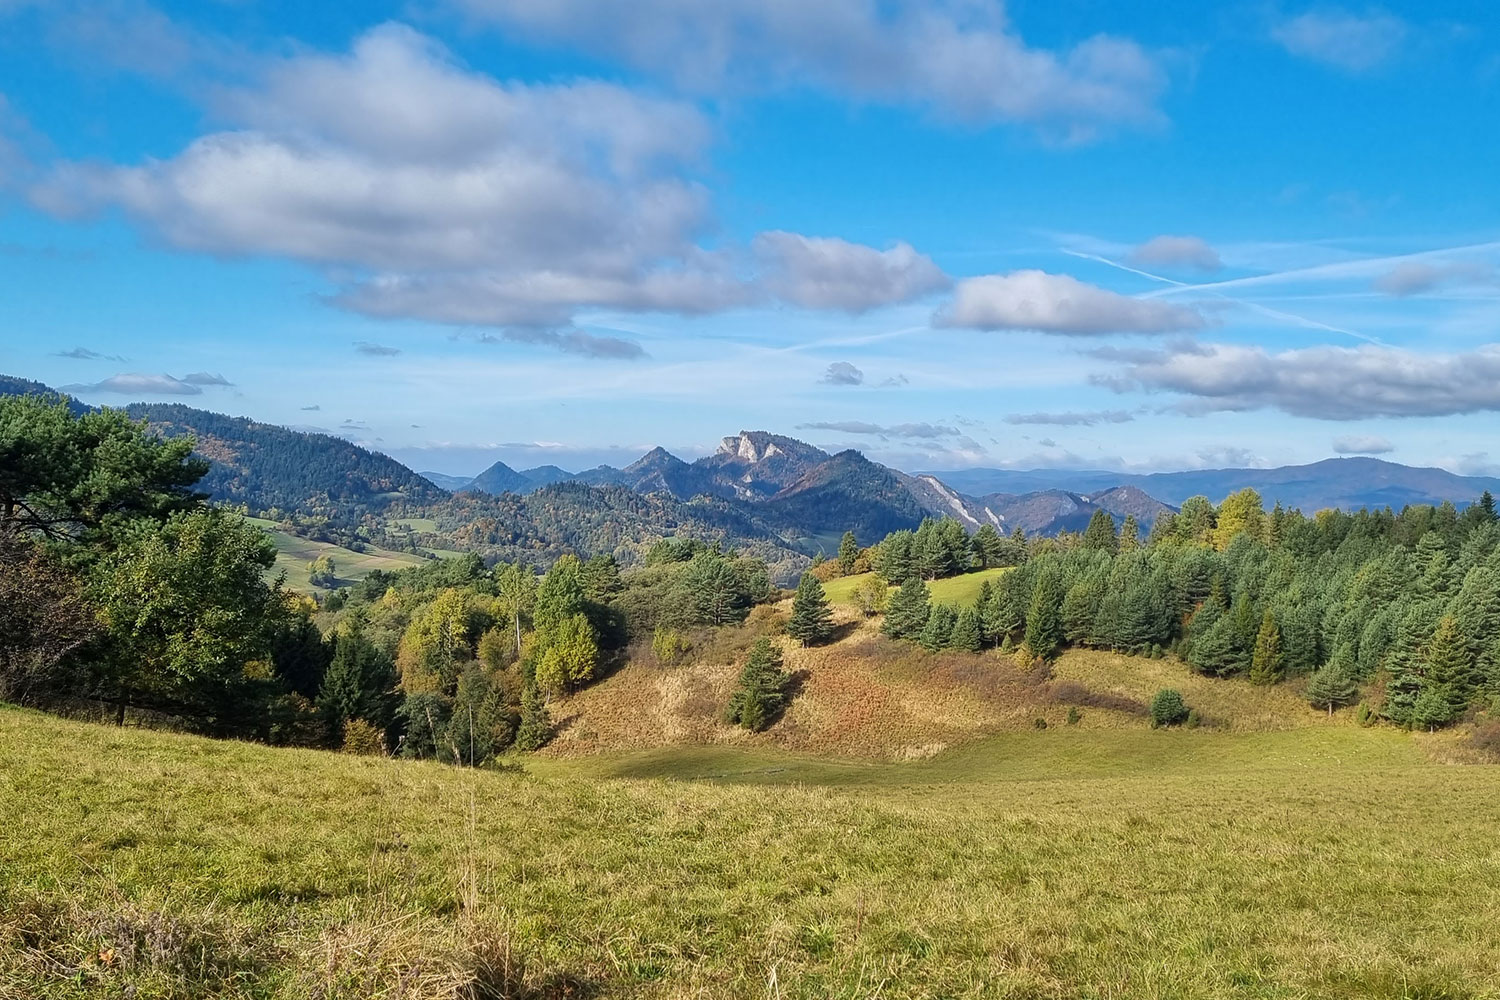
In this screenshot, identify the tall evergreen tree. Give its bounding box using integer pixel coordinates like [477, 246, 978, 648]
[1424, 614, 1473, 715]
[724, 638, 790, 731]
[1081, 510, 1118, 553]
[1249, 608, 1284, 685]
[882, 577, 931, 640]
[919, 604, 958, 651]
[1118, 515, 1140, 552]
[951, 606, 983, 652]
[1305, 652, 1358, 715]
[971, 523, 1005, 568]
[787, 573, 835, 646]
[1024, 573, 1064, 660]
[317, 625, 397, 741]
[514, 681, 553, 751]
[836, 531, 859, 576]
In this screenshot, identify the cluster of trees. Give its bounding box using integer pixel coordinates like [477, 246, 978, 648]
[868, 487, 1500, 730]
[872, 518, 1025, 582]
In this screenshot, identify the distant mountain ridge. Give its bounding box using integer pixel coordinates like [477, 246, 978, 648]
[932, 458, 1500, 515]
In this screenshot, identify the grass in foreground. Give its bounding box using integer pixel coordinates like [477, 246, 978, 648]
[823, 567, 1010, 608]
[3, 706, 1499, 999]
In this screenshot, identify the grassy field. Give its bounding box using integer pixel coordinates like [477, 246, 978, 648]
[822, 567, 1011, 608]
[3, 705, 1497, 999]
[244, 517, 427, 595]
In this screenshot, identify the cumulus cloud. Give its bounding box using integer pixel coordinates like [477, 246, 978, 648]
[936, 270, 1205, 335]
[447, 0, 1168, 137]
[485, 328, 646, 360]
[820, 361, 865, 386]
[53, 346, 126, 361]
[1004, 409, 1134, 426]
[32, 24, 943, 350]
[1272, 9, 1407, 72]
[753, 232, 948, 311]
[1095, 340, 1500, 419]
[1332, 434, 1394, 454]
[796, 420, 957, 439]
[1126, 234, 1221, 272]
[59, 372, 203, 396]
[354, 341, 401, 357]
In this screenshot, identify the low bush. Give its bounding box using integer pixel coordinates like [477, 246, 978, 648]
[1149, 689, 1190, 728]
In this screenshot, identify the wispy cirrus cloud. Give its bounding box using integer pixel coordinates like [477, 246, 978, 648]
[1332, 434, 1394, 454]
[60, 372, 207, 396]
[1271, 9, 1407, 73]
[53, 346, 126, 361]
[796, 419, 958, 439]
[1004, 409, 1134, 426]
[354, 341, 401, 357]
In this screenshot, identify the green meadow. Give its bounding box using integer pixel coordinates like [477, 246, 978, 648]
[3, 705, 1497, 999]
[245, 517, 428, 594]
[823, 567, 1011, 608]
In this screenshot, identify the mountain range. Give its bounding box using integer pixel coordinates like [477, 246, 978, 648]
[7, 373, 1499, 579]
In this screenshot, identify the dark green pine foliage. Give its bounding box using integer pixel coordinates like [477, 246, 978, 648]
[724, 638, 790, 731]
[317, 626, 398, 741]
[1081, 509, 1118, 553]
[874, 530, 915, 583]
[836, 531, 859, 575]
[444, 664, 514, 766]
[1149, 689, 1189, 728]
[1305, 650, 1358, 715]
[1249, 608, 1284, 685]
[1119, 515, 1140, 551]
[951, 606, 983, 653]
[787, 573, 835, 646]
[1382, 600, 1443, 725]
[971, 523, 1005, 568]
[919, 604, 958, 652]
[1061, 574, 1104, 646]
[514, 681, 554, 751]
[1024, 572, 1064, 661]
[882, 577, 931, 640]
[1423, 614, 1473, 718]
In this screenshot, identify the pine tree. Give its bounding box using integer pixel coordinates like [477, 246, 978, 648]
[514, 681, 553, 751]
[724, 638, 789, 731]
[445, 664, 513, 766]
[951, 606, 983, 652]
[1424, 614, 1473, 715]
[1119, 515, 1140, 551]
[1410, 685, 1453, 731]
[1249, 608, 1284, 685]
[971, 523, 1004, 567]
[919, 604, 958, 651]
[1081, 510, 1118, 553]
[1024, 573, 1064, 661]
[836, 531, 859, 576]
[317, 626, 397, 743]
[882, 577, 931, 640]
[787, 573, 835, 646]
[1305, 653, 1357, 716]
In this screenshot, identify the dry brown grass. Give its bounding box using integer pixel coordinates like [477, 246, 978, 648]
[547, 607, 1343, 760]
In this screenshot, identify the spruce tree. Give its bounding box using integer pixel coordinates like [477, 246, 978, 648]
[1024, 573, 1064, 660]
[882, 577, 931, 640]
[951, 606, 983, 652]
[787, 572, 835, 646]
[1081, 510, 1118, 553]
[971, 523, 1004, 568]
[1249, 608, 1284, 685]
[1424, 614, 1473, 715]
[514, 681, 553, 751]
[1410, 685, 1453, 731]
[919, 604, 958, 651]
[836, 531, 859, 576]
[1119, 515, 1140, 551]
[1305, 654, 1357, 716]
[724, 638, 789, 731]
[317, 626, 397, 743]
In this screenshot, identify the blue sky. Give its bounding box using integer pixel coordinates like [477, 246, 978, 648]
[2, 1, 1500, 477]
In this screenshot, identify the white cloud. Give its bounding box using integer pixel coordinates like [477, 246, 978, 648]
[820, 361, 864, 386]
[447, 0, 1167, 137]
[33, 23, 942, 350]
[1097, 340, 1500, 419]
[1271, 9, 1407, 72]
[1127, 234, 1221, 272]
[1005, 409, 1134, 426]
[797, 420, 958, 439]
[181, 371, 233, 386]
[936, 270, 1205, 335]
[354, 341, 401, 357]
[1372, 259, 1491, 296]
[753, 232, 948, 311]
[59, 373, 203, 396]
[1332, 434, 1394, 454]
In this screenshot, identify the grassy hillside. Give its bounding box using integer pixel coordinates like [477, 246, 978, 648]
[246, 517, 427, 594]
[823, 568, 1010, 608]
[3, 705, 1497, 999]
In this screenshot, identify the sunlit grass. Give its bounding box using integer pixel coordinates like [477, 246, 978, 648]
[3, 704, 1497, 999]
[244, 517, 427, 594]
[822, 567, 1011, 608]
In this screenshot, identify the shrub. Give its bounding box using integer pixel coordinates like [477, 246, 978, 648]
[724, 638, 790, 731]
[1066, 706, 1081, 726]
[1355, 702, 1376, 727]
[1470, 720, 1500, 762]
[341, 718, 386, 756]
[1033, 717, 1048, 730]
[1185, 709, 1202, 729]
[1149, 689, 1189, 728]
[651, 625, 689, 666]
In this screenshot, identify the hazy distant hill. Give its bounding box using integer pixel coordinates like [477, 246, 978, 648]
[934, 458, 1500, 513]
[976, 486, 1176, 536]
[419, 470, 473, 491]
[464, 459, 533, 495]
